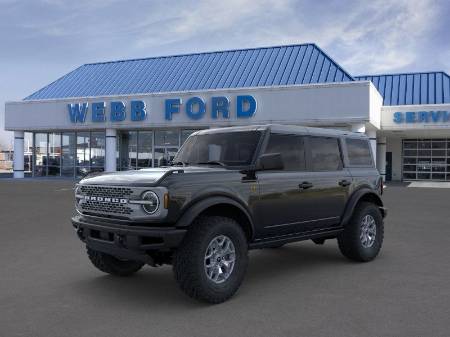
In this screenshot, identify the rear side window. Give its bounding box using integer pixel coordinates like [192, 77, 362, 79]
[309, 136, 343, 171]
[264, 133, 306, 171]
[346, 138, 373, 166]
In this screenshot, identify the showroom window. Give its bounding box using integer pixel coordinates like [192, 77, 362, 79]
[48, 133, 61, 176]
[33, 133, 48, 177]
[61, 133, 76, 177]
[33, 131, 105, 177]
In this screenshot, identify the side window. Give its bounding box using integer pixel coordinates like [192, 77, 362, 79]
[308, 136, 343, 171]
[346, 138, 373, 166]
[264, 133, 306, 171]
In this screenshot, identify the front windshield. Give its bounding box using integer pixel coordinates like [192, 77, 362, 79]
[173, 131, 262, 167]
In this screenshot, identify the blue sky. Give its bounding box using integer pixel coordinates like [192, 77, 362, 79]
[1, 0, 449, 147]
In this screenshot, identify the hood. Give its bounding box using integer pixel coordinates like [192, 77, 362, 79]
[79, 166, 228, 186]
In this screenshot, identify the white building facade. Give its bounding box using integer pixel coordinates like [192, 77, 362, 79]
[4, 44, 450, 182]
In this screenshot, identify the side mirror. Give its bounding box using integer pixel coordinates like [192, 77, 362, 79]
[257, 153, 284, 171]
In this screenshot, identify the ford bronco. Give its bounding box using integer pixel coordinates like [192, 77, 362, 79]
[72, 124, 387, 303]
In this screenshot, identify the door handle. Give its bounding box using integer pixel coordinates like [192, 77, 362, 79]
[338, 179, 352, 187]
[299, 182, 313, 189]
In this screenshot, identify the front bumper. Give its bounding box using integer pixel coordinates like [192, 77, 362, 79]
[72, 214, 187, 263]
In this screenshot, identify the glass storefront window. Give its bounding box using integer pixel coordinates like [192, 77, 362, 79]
[24, 132, 33, 173]
[119, 131, 137, 170]
[155, 130, 179, 147]
[30, 129, 201, 177]
[90, 132, 105, 173]
[181, 130, 197, 145]
[34, 133, 47, 177]
[62, 133, 76, 177]
[154, 147, 178, 167]
[76, 132, 90, 176]
[48, 133, 61, 176]
[137, 131, 153, 168]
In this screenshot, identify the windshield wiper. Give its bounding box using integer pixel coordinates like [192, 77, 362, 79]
[196, 161, 226, 167]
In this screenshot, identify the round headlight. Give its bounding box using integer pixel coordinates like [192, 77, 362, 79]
[141, 191, 159, 214]
[75, 186, 82, 206]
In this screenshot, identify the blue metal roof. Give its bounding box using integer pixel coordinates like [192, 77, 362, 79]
[24, 43, 354, 100]
[355, 72, 450, 106]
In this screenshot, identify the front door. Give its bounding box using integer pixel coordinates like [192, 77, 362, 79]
[253, 133, 315, 238]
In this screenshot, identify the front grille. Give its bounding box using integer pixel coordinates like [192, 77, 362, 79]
[79, 185, 134, 216]
[80, 185, 133, 198]
[81, 200, 133, 215]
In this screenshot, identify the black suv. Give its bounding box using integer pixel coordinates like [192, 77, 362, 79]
[72, 124, 387, 303]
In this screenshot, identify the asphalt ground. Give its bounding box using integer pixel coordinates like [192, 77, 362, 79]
[0, 180, 449, 337]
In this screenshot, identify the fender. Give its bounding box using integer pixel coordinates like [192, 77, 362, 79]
[175, 195, 255, 238]
[340, 187, 385, 226]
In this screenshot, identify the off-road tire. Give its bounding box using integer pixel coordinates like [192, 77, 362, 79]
[337, 202, 384, 262]
[87, 248, 144, 276]
[173, 216, 248, 304]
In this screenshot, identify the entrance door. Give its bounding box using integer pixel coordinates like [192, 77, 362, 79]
[385, 152, 392, 181]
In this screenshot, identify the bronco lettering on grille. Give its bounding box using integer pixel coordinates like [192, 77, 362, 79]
[83, 196, 128, 204]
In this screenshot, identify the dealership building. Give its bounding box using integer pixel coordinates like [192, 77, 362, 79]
[4, 43, 450, 181]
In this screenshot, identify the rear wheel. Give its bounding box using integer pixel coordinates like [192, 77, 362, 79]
[87, 248, 144, 276]
[173, 216, 248, 304]
[337, 202, 384, 262]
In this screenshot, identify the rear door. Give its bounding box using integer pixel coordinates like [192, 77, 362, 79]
[298, 136, 352, 231]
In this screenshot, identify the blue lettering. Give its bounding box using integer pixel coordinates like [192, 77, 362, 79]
[393, 112, 403, 123]
[165, 98, 181, 120]
[68, 103, 88, 123]
[237, 95, 257, 118]
[211, 96, 230, 119]
[111, 101, 126, 121]
[430, 111, 441, 122]
[185, 97, 206, 120]
[91, 102, 106, 122]
[405, 111, 416, 123]
[130, 100, 147, 121]
[417, 111, 429, 123]
[441, 111, 449, 122]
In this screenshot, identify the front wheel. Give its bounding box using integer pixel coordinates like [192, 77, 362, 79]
[337, 202, 384, 262]
[173, 216, 248, 304]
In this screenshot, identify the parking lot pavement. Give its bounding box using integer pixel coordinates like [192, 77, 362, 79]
[0, 180, 449, 337]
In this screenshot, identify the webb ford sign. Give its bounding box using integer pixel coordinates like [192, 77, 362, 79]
[68, 95, 257, 123]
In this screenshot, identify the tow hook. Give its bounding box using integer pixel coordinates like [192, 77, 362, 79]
[115, 234, 125, 247]
[76, 228, 85, 241]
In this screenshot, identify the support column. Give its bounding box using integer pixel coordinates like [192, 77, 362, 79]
[105, 129, 117, 172]
[365, 129, 377, 165]
[377, 136, 387, 181]
[13, 131, 25, 178]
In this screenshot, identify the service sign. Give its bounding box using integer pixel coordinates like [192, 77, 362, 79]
[393, 111, 450, 124]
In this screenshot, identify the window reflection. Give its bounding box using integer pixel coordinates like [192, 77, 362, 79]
[34, 133, 47, 177]
[91, 132, 105, 172]
[48, 133, 61, 176]
[62, 133, 75, 177]
[137, 131, 153, 168]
